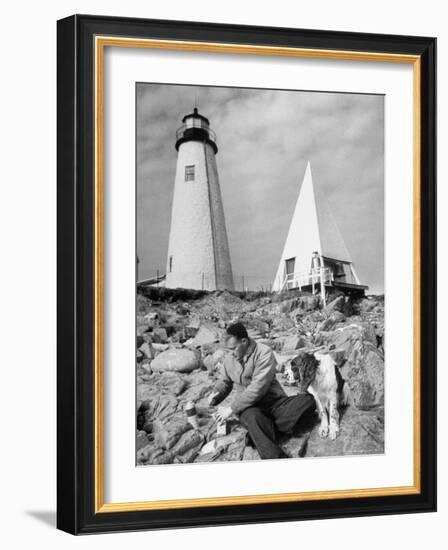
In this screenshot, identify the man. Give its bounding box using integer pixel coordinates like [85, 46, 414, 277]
[208, 322, 315, 459]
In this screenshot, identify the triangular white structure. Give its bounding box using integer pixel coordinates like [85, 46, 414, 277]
[272, 162, 366, 294]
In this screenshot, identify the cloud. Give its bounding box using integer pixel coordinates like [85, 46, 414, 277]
[136, 83, 384, 293]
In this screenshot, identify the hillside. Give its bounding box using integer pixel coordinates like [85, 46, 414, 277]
[136, 287, 384, 465]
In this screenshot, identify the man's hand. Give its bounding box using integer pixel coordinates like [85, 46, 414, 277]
[215, 405, 233, 423]
[207, 391, 219, 406]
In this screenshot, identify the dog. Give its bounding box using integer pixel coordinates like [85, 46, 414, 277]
[284, 350, 349, 440]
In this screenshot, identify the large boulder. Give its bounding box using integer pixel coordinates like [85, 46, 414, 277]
[151, 347, 201, 373]
[182, 371, 214, 403]
[140, 394, 179, 427]
[325, 322, 377, 355]
[322, 322, 383, 409]
[306, 407, 384, 457]
[152, 417, 192, 450]
[154, 372, 187, 396]
[341, 341, 384, 409]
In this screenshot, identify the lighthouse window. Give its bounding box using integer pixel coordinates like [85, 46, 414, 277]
[169, 256, 173, 272]
[185, 164, 195, 181]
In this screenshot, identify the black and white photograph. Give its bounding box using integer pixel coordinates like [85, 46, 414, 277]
[135, 83, 385, 466]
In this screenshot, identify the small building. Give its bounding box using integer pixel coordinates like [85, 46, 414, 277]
[272, 162, 367, 297]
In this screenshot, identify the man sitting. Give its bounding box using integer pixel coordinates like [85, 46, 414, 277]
[208, 322, 315, 459]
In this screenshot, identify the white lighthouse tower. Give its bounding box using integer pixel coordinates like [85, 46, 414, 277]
[165, 108, 234, 291]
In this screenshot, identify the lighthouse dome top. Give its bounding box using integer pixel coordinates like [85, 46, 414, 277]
[182, 107, 210, 126]
[175, 107, 218, 154]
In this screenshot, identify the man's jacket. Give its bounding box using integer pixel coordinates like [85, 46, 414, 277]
[211, 339, 287, 414]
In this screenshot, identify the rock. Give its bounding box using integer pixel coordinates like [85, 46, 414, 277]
[136, 430, 149, 451]
[317, 311, 345, 332]
[242, 447, 260, 461]
[357, 297, 377, 313]
[141, 394, 179, 423]
[306, 407, 384, 456]
[280, 433, 311, 458]
[326, 323, 376, 356]
[152, 343, 169, 352]
[272, 316, 295, 331]
[143, 311, 159, 324]
[191, 324, 221, 347]
[135, 288, 384, 463]
[153, 327, 168, 343]
[182, 371, 214, 402]
[137, 371, 152, 383]
[185, 316, 201, 338]
[324, 295, 345, 314]
[195, 449, 224, 462]
[140, 361, 152, 375]
[342, 299, 354, 317]
[220, 440, 246, 461]
[151, 348, 201, 373]
[171, 430, 205, 461]
[326, 348, 346, 367]
[279, 298, 299, 314]
[282, 334, 308, 352]
[155, 373, 187, 396]
[200, 432, 245, 455]
[152, 417, 192, 450]
[137, 383, 153, 403]
[176, 303, 191, 316]
[246, 318, 271, 336]
[137, 444, 173, 465]
[341, 341, 384, 409]
[139, 341, 156, 360]
[203, 349, 227, 373]
[273, 352, 293, 373]
[295, 295, 320, 312]
[136, 444, 153, 464]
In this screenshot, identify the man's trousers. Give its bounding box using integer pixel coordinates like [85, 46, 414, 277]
[239, 393, 316, 459]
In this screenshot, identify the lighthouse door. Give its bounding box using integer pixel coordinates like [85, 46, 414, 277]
[285, 257, 295, 289]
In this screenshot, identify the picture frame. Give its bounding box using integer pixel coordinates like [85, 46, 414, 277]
[57, 14, 436, 534]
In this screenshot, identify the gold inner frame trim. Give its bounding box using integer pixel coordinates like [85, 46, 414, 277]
[94, 35, 421, 513]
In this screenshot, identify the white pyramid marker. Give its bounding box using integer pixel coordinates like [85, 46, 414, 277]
[272, 162, 366, 295]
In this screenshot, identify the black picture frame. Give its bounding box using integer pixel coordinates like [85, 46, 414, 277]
[57, 14, 436, 535]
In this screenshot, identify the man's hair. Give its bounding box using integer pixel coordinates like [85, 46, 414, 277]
[225, 322, 249, 341]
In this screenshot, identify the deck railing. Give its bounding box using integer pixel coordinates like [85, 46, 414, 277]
[176, 122, 217, 143]
[281, 267, 334, 291]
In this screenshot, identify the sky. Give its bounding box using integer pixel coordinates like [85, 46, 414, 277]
[136, 83, 384, 294]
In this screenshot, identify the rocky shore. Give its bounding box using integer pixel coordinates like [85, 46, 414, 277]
[136, 286, 384, 465]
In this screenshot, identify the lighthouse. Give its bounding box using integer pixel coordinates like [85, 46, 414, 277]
[165, 108, 234, 291]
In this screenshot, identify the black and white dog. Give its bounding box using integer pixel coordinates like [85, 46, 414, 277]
[284, 350, 349, 440]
